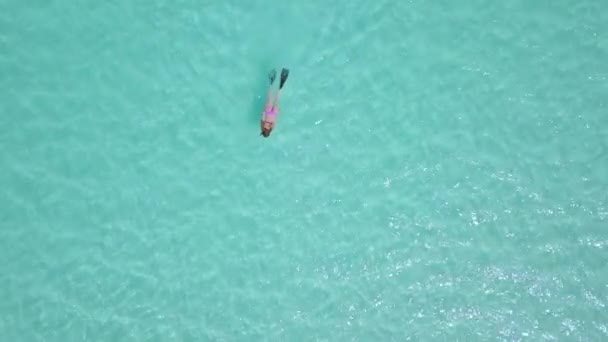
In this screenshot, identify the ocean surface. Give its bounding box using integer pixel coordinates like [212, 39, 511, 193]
[1, 1, 607, 341]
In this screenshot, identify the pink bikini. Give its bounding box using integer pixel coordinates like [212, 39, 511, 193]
[265, 107, 277, 116]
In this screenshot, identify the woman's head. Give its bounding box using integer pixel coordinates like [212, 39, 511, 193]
[261, 122, 272, 137]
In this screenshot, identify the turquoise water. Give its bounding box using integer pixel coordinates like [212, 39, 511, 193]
[1, 0, 607, 340]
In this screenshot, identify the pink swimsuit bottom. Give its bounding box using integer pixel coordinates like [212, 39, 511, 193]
[265, 107, 277, 116]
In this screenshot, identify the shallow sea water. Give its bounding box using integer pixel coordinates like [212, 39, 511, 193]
[1, 1, 607, 341]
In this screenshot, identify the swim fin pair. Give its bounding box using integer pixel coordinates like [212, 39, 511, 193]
[268, 68, 289, 89]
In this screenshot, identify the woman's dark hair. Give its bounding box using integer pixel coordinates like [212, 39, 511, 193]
[260, 130, 270, 138]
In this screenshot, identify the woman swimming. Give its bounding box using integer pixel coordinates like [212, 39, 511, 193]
[261, 68, 289, 138]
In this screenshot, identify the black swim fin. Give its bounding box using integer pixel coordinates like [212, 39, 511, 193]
[268, 69, 276, 85]
[279, 68, 289, 89]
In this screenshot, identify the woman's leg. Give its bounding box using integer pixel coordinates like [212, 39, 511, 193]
[272, 89, 282, 109]
[264, 87, 275, 112]
[264, 69, 276, 111]
[272, 69, 288, 110]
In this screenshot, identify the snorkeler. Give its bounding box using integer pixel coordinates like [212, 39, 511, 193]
[260, 68, 289, 138]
